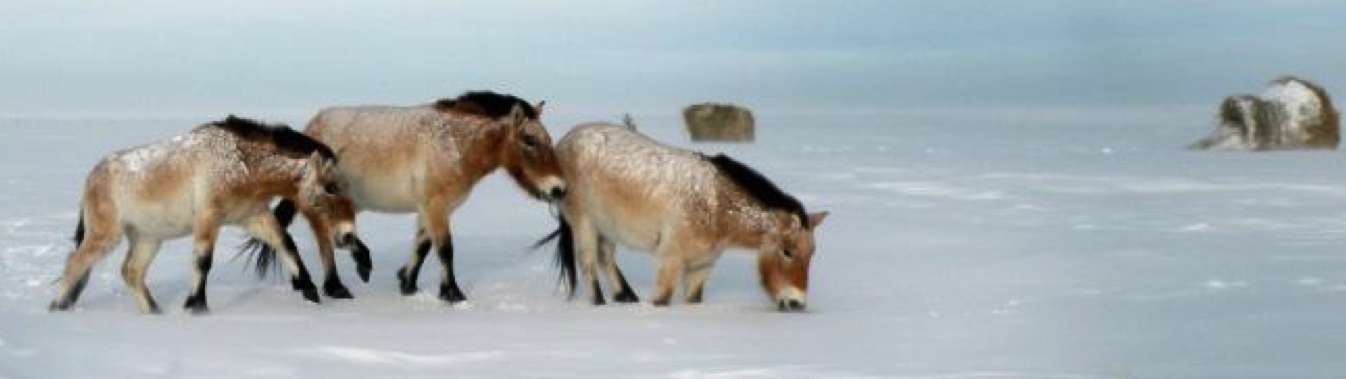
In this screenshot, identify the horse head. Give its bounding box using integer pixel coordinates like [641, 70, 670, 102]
[500, 101, 567, 202]
[757, 210, 828, 312]
[297, 152, 343, 213]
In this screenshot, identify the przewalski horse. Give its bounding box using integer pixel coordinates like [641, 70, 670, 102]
[49, 116, 349, 314]
[243, 91, 566, 303]
[538, 122, 828, 312]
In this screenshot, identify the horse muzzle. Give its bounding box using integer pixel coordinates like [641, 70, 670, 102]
[775, 287, 807, 312]
[540, 177, 567, 201]
[335, 232, 358, 249]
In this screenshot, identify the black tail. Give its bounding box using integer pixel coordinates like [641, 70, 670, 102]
[72, 210, 85, 248]
[239, 199, 299, 278]
[533, 215, 576, 298]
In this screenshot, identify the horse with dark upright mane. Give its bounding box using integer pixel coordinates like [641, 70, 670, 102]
[242, 91, 566, 303]
[537, 122, 828, 311]
[49, 116, 353, 314]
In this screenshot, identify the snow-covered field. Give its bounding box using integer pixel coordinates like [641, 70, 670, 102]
[2, 111, 1345, 378]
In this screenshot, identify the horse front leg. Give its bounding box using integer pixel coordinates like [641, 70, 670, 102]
[597, 236, 638, 303]
[682, 262, 716, 304]
[422, 201, 466, 303]
[183, 216, 221, 314]
[430, 215, 473, 303]
[651, 236, 691, 307]
[302, 210, 352, 299]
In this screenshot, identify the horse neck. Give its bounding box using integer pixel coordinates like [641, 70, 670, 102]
[451, 117, 512, 181]
[246, 155, 306, 199]
[716, 184, 776, 249]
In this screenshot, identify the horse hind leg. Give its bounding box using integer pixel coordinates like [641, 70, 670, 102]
[243, 212, 320, 304]
[49, 219, 122, 312]
[569, 217, 605, 306]
[597, 236, 638, 303]
[120, 234, 163, 314]
[396, 225, 432, 296]
[182, 223, 221, 314]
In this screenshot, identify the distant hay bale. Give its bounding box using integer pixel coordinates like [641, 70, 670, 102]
[1190, 76, 1339, 151]
[683, 103, 755, 142]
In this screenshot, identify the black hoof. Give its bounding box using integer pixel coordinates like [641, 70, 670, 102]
[292, 278, 321, 304]
[301, 288, 321, 304]
[438, 283, 467, 304]
[777, 299, 806, 312]
[652, 297, 671, 307]
[184, 296, 209, 315]
[356, 264, 372, 283]
[324, 280, 354, 299]
[396, 268, 418, 296]
[613, 290, 640, 304]
[146, 304, 163, 315]
[353, 242, 372, 283]
[47, 299, 72, 312]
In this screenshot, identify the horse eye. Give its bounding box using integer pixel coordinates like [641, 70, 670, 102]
[521, 135, 538, 148]
[781, 248, 794, 259]
[323, 182, 340, 195]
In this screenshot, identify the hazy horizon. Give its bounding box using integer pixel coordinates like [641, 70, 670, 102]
[4, 0, 1345, 118]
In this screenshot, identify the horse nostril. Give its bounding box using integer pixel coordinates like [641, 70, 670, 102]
[549, 187, 566, 199]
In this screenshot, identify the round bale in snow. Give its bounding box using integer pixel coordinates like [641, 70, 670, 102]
[1190, 76, 1339, 151]
[684, 103, 755, 142]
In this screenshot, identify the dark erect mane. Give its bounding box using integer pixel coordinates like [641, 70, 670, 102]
[433, 91, 539, 120]
[705, 154, 810, 228]
[207, 115, 337, 161]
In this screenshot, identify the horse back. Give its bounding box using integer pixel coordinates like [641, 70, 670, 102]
[558, 123, 722, 251]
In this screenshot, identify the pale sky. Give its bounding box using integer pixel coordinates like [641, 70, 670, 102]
[3, 0, 1345, 117]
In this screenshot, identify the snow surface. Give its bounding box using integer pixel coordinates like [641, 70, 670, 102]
[2, 113, 1345, 378]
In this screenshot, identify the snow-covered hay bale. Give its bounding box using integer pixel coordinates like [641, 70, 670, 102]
[684, 103, 755, 142]
[1190, 76, 1339, 151]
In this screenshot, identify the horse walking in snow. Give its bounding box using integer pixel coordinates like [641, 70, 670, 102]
[49, 116, 352, 314]
[243, 91, 566, 303]
[538, 122, 828, 311]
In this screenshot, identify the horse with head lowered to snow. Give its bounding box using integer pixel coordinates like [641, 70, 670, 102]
[538, 122, 828, 311]
[243, 91, 567, 303]
[49, 116, 354, 314]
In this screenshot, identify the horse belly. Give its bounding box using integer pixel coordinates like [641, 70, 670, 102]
[588, 202, 662, 252]
[346, 177, 419, 213]
[116, 194, 195, 239]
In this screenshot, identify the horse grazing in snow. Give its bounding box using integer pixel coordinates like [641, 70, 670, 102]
[49, 116, 352, 314]
[242, 91, 567, 303]
[537, 122, 828, 312]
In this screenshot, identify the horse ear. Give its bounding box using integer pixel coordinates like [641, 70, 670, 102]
[308, 152, 325, 170]
[534, 101, 546, 116]
[508, 104, 527, 128]
[807, 211, 829, 230]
